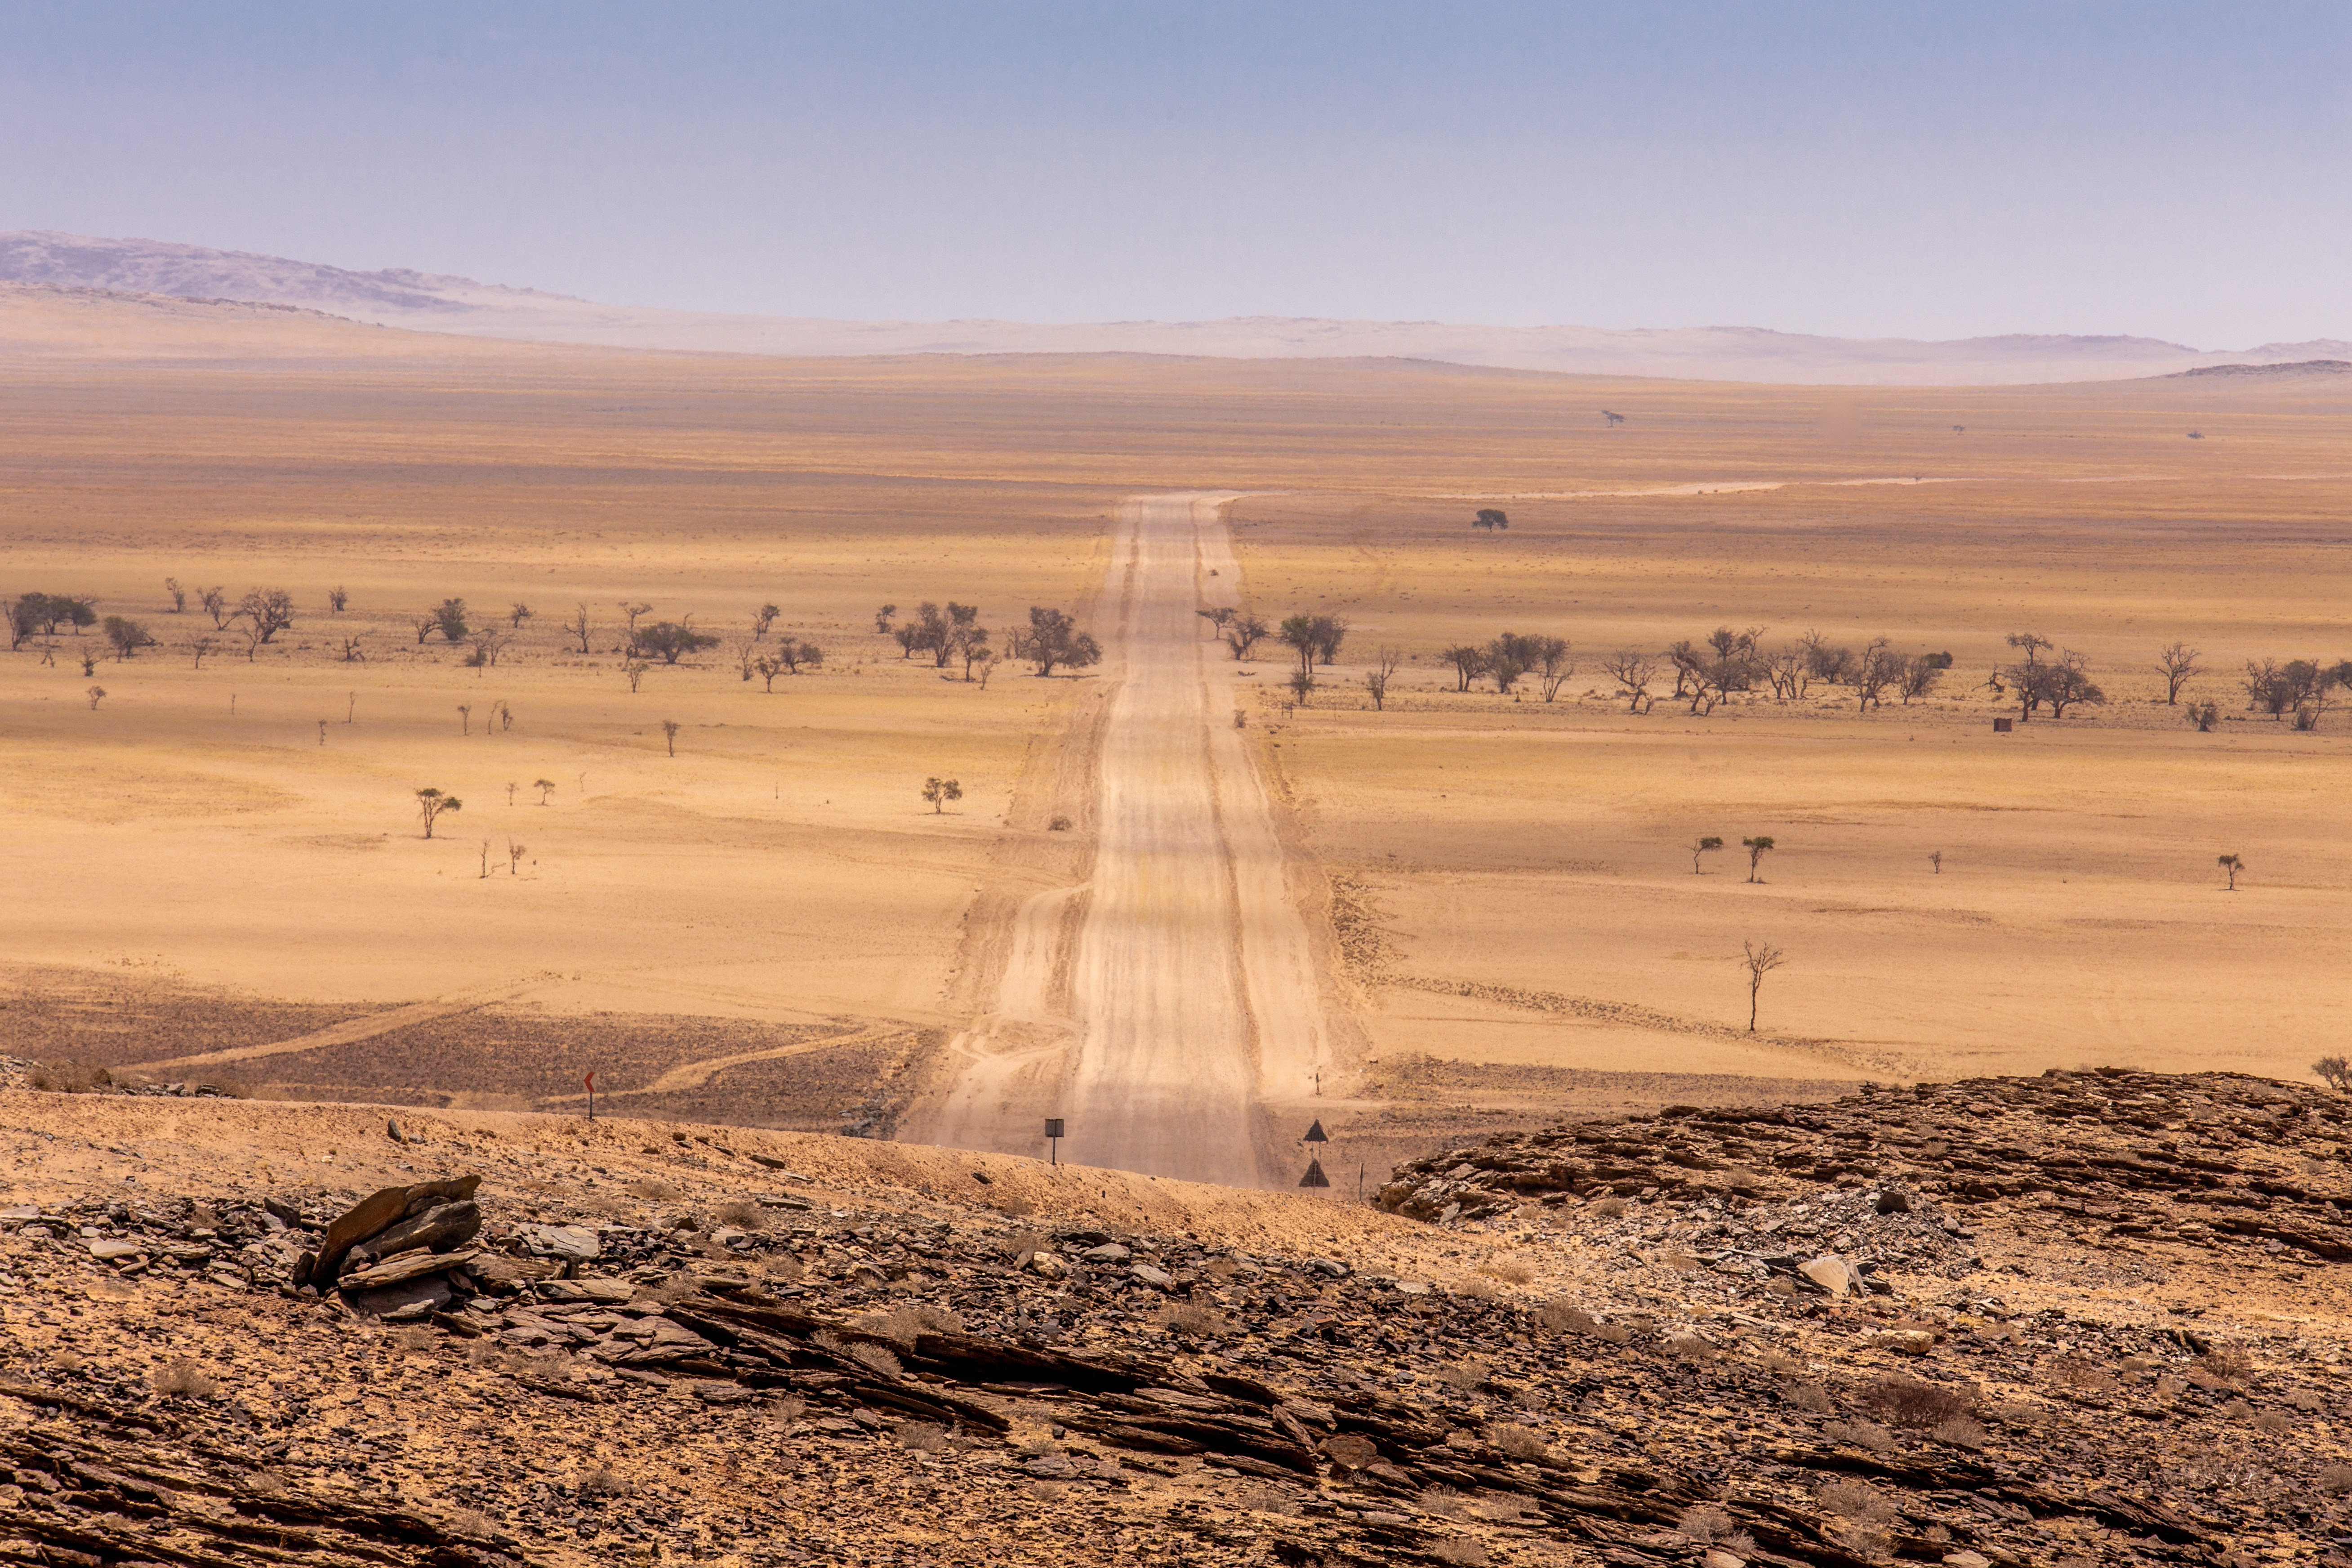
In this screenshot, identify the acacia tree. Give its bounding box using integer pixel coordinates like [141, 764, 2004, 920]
[432, 598, 469, 643]
[509, 602, 533, 628]
[239, 588, 294, 643]
[197, 587, 230, 628]
[1278, 615, 1318, 673]
[1742, 834, 1776, 882]
[2040, 652, 2106, 718]
[661, 720, 680, 757]
[2156, 641, 2201, 704]
[415, 788, 462, 839]
[633, 621, 719, 664]
[1288, 670, 1317, 706]
[2218, 853, 2245, 892]
[101, 616, 154, 660]
[753, 603, 780, 638]
[1364, 645, 1403, 710]
[922, 776, 962, 814]
[1533, 637, 1575, 701]
[1742, 939, 1788, 1032]
[1601, 650, 1657, 713]
[534, 778, 556, 805]
[1012, 606, 1101, 676]
[86, 684, 106, 709]
[1442, 643, 1489, 692]
[465, 628, 512, 671]
[328, 585, 349, 611]
[2314, 1056, 2351, 1093]
[873, 604, 896, 633]
[1688, 835, 1723, 873]
[164, 578, 186, 613]
[566, 603, 594, 654]
[1223, 612, 1269, 660]
[1197, 606, 1237, 637]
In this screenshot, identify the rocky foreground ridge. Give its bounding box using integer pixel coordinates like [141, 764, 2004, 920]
[0, 1069, 2346, 1568]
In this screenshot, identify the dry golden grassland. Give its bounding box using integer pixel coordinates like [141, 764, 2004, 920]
[1222, 374, 2352, 1090]
[1, 288, 2344, 1128]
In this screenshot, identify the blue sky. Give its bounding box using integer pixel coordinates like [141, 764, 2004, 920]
[2, 2, 2346, 344]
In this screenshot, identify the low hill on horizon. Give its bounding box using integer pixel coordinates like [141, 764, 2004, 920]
[7, 228, 2346, 386]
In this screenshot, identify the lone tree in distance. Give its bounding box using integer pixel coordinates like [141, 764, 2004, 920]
[2156, 641, 2201, 704]
[1742, 940, 1787, 1032]
[922, 776, 962, 814]
[2218, 853, 2245, 891]
[534, 778, 556, 805]
[2315, 1056, 2352, 1094]
[1688, 835, 1723, 873]
[1742, 835, 1776, 882]
[660, 720, 680, 757]
[415, 788, 462, 839]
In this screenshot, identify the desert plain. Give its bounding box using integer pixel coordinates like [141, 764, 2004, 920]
[1, 284, 2349, 1185]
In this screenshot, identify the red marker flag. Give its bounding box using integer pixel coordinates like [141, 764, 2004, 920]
[584, 1071, 597, 1121]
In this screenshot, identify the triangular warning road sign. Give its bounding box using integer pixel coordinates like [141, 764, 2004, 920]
[1299, 1158, 1331, 1189]
[1303, 1120, 1328, 1143]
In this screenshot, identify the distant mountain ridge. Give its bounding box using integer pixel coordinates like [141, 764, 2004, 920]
[4, 229, 2346, 385]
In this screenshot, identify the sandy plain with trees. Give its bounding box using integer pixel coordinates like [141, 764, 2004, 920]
[1, 284, 2346, 1181]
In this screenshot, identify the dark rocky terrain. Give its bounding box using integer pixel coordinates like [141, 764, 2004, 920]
[1, 1065, 2344, 1567]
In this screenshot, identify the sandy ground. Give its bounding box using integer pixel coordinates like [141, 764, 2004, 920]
[4, 289, 2348, 1189]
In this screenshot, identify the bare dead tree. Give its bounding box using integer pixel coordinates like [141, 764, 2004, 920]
[187, 636, 216, 670]
[567, 603, 593, 654]
[1365, 645, 1403, 710]
[1601, 650, 1657, 713]
[2156, 641, 2201, 705]
[163, 578, 185, 613]
[1534, 637, 1576, 702]
[1742, 939, 1788, 1032]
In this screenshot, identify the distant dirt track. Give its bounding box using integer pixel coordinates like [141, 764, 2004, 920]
[925, 494, 1327, 1187]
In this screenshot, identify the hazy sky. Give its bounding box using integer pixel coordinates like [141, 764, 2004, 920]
[3, 2, 2346, 344]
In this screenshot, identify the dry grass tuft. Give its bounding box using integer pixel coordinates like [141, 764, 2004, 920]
[2318, 1463, 2352, 1497]
[152, 1356, 220, 1399]
[1431, 1540, 1490, 1567]
[1677, 1504, 1755, 1553]
[1822, 1418, 1895, 1452]
[1536, 1301, 1632, 1343]
[1157, 1301, 1231, 1338]
[1490, 1423, 1550, 1463]
[852, 1302, 967, 1348]
[895, 1421, 949, 1453]
[1932, 1414, 1988, 1448]
[1584, 1197, 1630, 1218]
[1858, 1375, 1975, 1429]
[577, 1466, 632, 1498]
[716, 1199, 766, 1230]
[846, 1341, 904, 1379]
[1439, 1361, 1492, 1393]
[1474, 1261, 1532, 1286]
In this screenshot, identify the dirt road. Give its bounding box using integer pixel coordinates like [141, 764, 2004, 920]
[922, 493, 1328, 1187]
